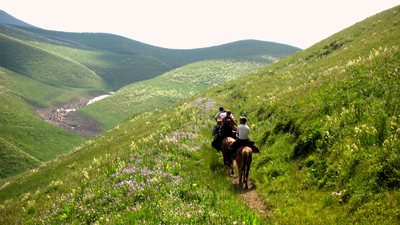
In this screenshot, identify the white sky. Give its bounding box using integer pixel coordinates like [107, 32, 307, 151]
[1, 1, 399, 49]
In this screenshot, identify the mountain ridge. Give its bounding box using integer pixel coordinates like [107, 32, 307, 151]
[0, 10, 36, 28]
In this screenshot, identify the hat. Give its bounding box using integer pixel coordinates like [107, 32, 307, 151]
[240, 117, 247, 122]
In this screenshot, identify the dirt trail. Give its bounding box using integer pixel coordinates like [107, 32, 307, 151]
[231, 162, 269, 217]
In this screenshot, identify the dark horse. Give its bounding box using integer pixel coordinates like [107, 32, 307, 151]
[220, 137, 236, 176]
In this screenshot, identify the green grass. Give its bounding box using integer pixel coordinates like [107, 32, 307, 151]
[82, 57, 278, 131]
[0, 98, 267, 224]
[2, 5, 400, 224]
[202, 5, 400, 223]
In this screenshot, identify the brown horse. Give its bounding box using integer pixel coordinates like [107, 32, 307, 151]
[236, 146, 253, 189]
[220, 137, 236, 176]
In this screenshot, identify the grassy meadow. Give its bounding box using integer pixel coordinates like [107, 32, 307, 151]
[1, 5, 400, 224]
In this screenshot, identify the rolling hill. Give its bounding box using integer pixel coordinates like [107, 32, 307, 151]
[1, 4, 399, 224]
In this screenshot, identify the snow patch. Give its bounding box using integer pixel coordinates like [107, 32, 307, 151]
[87, 92, 114, 105]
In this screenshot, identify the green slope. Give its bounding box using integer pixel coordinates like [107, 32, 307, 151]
[202, 5, 400, 223]
[0, 24, 173, 91]
[29, 42, 174, 90]
[82, 56, 278, 131]
[0, 87, 87, 179]
[0, 33, 105, 89]
[1, 5, 400, 224]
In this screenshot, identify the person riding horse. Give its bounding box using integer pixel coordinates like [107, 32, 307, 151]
[220, 110, 237, 139]
[230, 117, 258, 159]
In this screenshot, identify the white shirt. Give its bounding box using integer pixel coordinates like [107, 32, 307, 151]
[220, 112, 234, 120]
[215, 111, 223, 119]
[219, 112, 227, 119]
[237, 124, 249, 140]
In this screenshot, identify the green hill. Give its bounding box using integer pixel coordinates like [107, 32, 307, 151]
[82, 56, 279, 131]
[1, 5, 399, 224]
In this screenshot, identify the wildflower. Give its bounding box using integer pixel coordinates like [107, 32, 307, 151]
[355, 127, 360, 133]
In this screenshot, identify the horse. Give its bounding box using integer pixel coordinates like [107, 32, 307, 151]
[236, 146, 253, 189]
[220, 137, 236, 176]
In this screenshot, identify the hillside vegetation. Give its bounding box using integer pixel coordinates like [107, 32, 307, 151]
[1, 5, 399, 224]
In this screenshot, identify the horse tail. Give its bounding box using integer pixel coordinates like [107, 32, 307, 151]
[242, 149, 248, 173]
[244, 147, 252, 184]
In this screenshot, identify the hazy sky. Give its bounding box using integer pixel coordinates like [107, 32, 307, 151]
[2, 1, 399, 49]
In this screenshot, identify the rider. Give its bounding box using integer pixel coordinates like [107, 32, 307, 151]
[215, 106, 225, 124]
[231, 117, 250, 157]
[220, 110, 237, 139]
[236, 117, 249, 145]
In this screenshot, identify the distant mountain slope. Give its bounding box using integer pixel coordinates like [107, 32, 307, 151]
[0, 33, 105, 88]
[30, 42, 174, 90]
[0, 10, 36, 27]
[12, 26, 301, 69]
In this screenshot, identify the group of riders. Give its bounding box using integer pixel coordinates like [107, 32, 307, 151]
[211, 106, 255, 156]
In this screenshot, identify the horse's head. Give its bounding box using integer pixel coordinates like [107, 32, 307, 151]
[251, 144, 261, 154]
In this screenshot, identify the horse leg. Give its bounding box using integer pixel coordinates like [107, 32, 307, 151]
[230, 160, 234, 176]
[245, 154, 252, 189]
[238, 164, 243, 187]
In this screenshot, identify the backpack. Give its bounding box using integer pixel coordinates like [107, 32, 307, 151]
[212, 124, 221, 136]
[221, 117, 232, 136]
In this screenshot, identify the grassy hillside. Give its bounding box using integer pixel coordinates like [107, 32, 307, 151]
[203, 5, 400, 223]
[29, 42, 174, 90]
[0, 34, 105, 89]
[0, 71, 88, 179]
[1, 5, 399, 224]
[82, 56, 278, 131]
